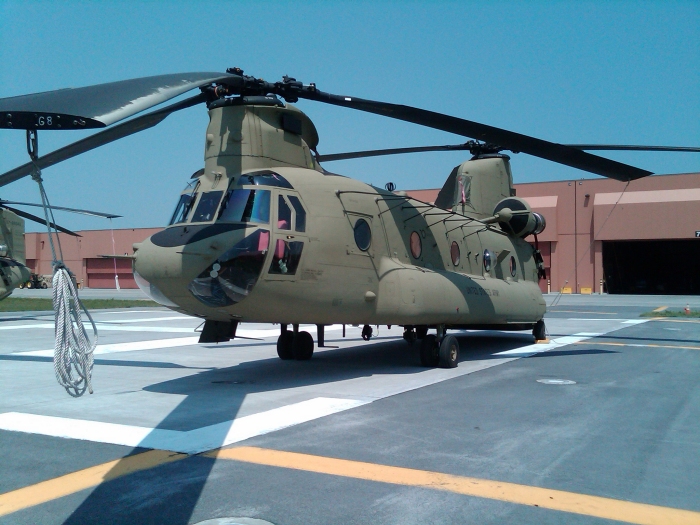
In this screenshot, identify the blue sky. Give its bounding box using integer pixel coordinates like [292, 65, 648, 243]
[1, 0, 698, 232]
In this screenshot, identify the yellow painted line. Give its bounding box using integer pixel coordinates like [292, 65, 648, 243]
[653, 306, 669, 312]
[574, 341, 700, 351]
[0, 449, 186, 517]
[208, 446, 700, 525]
[648, 318, 700, 324]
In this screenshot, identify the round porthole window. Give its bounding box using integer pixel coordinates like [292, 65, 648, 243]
[451, 241, 460, 266]
[510, 256, 517, 277]
[354, 219, 371, 251]
[410, 231, 422, 258]
[483, 249, 492, 272]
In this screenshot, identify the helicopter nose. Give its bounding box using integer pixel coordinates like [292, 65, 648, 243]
[133, 226, 270, 309]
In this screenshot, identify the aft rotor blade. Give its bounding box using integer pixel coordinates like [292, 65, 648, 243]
[319, 143, 700, 162]
[317, 144, 473, 162]
[0, 72, 231, 129]
[0, 200, 120, 218]
[297, 90, 653, 181]
[1, 205, 80, 237]
[0, 92, 207, 188]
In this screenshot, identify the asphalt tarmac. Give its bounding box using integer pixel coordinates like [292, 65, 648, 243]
[0, 294, 698, 525]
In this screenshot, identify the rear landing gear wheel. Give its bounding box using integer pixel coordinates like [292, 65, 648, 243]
[439, 335, 459, 368]
[420, 334, 439, 367]
[277, 331, 294, 360]
[533, 320, 546, 341]
[293, 331, 314, 360]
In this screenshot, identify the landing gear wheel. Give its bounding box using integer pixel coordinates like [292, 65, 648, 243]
[533, 320, 546, 341]
[293, 331, 315, 360]
[416, 326, 428, 339]
[277, 332, 295, 360]
[41, 282, 48, 289]
[439, 334, 459, 368]
[26, 281, 33, 289]
[419, 334, 439, 367]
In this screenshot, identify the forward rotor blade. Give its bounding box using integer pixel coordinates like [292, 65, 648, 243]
[569, 145, 700, 153]
[0, 92, 207, 188]
[0, 200, 120, 218]
[297, 90, 653, 181]
[1, 205, 80, 236]
[0, 72, 231, 129]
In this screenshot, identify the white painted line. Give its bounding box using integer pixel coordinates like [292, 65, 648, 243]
[19, 337, 202, 357]
[96, 316, 191, 324]
[622, 319, 648, 325]
[0, 397, 367, 454]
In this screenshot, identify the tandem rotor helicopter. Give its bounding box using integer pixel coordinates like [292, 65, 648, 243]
[1, 69, 698, 368]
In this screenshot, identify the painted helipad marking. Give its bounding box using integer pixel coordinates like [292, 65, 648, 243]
[575, 341, 700, 351]
[209, 447, 700, 525]
[537, 379, 577, 385]
[0, 397, 366, 455]
[0, 449, 186, 517]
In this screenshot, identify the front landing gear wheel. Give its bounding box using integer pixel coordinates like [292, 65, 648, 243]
[293, 331, 314, 360]
[419, 334, 439, 367]
[277, 332, 294, 360]
[439, 335, 459, 368]
[533, 320, 546, 341]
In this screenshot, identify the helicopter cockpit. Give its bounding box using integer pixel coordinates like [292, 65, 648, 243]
[177, 170, 304, 307]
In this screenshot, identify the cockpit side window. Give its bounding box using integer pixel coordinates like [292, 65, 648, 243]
[288, 195, 306, 232]
[218, 189, 271, 223]
[278, 195, 292, 230]
[169, 182, 199, 225]
[192, 191, 224, 222]
[237, 171, 293, 189]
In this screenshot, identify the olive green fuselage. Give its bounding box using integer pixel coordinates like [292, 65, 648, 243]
[133, 103, 546, 328]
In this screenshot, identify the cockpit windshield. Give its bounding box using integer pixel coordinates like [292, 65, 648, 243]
[218, 188, 270, 223]
[169, 182, 199, 225]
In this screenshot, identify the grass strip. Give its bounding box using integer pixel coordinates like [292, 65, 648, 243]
[0, 298, 160, 312]
[641, 309, 700, 318]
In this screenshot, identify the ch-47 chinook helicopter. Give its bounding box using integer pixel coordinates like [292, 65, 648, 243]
[0, 199, 120, 300]
[1, 69, 698, 367]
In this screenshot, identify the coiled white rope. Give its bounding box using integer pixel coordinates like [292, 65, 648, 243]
[52, 265, 98, 397]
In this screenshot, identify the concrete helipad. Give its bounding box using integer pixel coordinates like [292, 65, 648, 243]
[0, 294, 699, 524]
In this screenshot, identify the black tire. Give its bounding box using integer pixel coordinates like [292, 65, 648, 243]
[26, 281, 33, 289]
[533, 320, 546, 341]
[415, 326, 428, 339]
[420, 334, 439, 367]
[41, 282, 48, 289]
[439, 334, 459, 368]
[293, 331, 315, 360]
[277, 332, 295, 360]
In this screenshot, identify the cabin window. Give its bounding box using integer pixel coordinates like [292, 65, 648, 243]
[483, 249, 492, 272]
[218, 189, 270, 224]
[288, 196, 306, 232]
[269, 240, 304, 275]
[451, 241, 460, 266]
[510, 256, 517, 277]
[354, 219, 371, 251]
[192, 191, 224, 222]
[237, 171, 293, 189]
[410, 231, 422, 259]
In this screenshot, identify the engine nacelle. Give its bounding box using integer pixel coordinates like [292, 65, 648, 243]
[493, 197, 546, 238]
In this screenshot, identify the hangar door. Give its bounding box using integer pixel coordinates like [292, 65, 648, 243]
[86, 258, 136, 289]
[603, 240, 700, 295]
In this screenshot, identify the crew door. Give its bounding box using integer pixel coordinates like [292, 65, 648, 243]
[265, 192, 308, 281]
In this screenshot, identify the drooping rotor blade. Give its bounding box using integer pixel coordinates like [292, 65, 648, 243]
[297, 89, 653, 181]
[1, 205, 80, 237]
[0, 200, 120, 218]
[569, 145, 700, 153]
[0, 92, 207, 188]
[0, 72, 232, 130]
[318, 143, 700, 162]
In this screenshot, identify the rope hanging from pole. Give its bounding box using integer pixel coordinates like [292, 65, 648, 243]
[27, 130, 98, 397]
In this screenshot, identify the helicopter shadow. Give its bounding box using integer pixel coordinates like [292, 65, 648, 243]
[61, 330, 538, 524]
